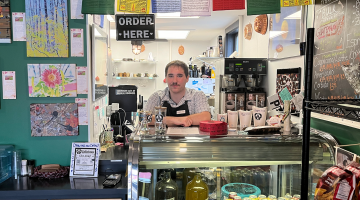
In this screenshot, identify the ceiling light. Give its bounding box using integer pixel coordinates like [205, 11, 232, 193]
[107, 15, 115, 22]
[156, 12, 199, 18]
[158, 30, 190, 39]
[269, 31, 288, 39]
[284, 10, 301, 19]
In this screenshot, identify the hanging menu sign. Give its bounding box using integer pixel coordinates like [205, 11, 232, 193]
[312, 0, 360, 100]
[115, 14, 155, 41]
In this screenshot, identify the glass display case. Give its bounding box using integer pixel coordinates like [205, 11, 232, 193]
[127, 128, 337, 200]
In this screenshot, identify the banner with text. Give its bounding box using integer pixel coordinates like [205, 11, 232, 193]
[247, 0, 280, 15]
[152, 0, 181, 13]
[213, 0, 245, 11]
[281, 0, 312, 7]
[81, 0, 114, 15]
[181, 0, 211, 17]
[117, 0, 150, 14]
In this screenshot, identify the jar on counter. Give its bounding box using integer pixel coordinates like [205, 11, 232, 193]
[27, 160, 35, 176]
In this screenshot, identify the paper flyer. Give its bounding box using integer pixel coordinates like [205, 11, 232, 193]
[12, 13, 26, 41]
[2, 71, 16, 99]
[71, 0, 84, 19]
[76, 67, 88, 94]
[181, 0, 211, 17]
[70, 143, 100, 177]
[267, 93, 281, 111]
[71, 29, 84, 57]
[75, 98, 88, 125]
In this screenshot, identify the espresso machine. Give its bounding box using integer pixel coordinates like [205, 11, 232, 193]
[220, 58, 267, 114]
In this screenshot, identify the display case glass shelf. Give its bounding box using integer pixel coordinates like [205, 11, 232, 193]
[127, 128, 337, 200]
[113, 77, 157, 80]
[113, 59, 157, 63]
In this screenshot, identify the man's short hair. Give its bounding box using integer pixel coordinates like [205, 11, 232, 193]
[165, 60, 189, 77]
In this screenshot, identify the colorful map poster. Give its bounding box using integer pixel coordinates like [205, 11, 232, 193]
[0, 0, 11, 43]
[117, 0, 150, 14]
[25, 0, 69, 57]
[28, 64, 77, 97]
[281, 0, 312, 7]
[30, 103, 79, 136]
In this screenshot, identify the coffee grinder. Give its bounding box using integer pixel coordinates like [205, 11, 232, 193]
[219, 58, 267, 114]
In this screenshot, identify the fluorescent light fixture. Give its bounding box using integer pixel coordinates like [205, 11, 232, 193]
[269, 31, 288, 39]
[107, 15, 115, 22]
[110, 29, 116, 39]
[158, 30, 190, 39]
[156, 12, 199, 18]
[284, 10, 301, 19]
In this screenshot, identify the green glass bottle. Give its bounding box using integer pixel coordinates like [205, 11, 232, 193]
[186, 173, 209, 200]
[155, 171, 178, 200]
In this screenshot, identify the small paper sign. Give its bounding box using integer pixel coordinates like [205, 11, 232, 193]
[291, 94, 304, 111]
[267, 93, 281, 111]
[279, 87, 293, 102]
[2, 71, 16, 99]
[70, 143, 100, 177]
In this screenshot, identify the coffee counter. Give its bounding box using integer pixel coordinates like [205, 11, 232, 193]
[0, 145, 128, 200]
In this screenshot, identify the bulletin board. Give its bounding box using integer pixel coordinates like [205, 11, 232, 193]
[0, 0, 88, 166]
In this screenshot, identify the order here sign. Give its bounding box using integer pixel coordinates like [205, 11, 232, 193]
[115, 14, 155, 41]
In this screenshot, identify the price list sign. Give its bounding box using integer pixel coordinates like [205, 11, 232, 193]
[312, 0, 360, 100]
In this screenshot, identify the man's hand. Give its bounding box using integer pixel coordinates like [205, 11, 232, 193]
[164, 116, 192, 127]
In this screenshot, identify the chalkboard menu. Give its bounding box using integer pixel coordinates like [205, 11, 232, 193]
[312, 0, 360, 100]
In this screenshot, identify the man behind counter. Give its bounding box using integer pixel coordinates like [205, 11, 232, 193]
[145, 60, 211, 127]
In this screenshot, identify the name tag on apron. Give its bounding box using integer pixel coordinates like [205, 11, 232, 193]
[176, 110, 186, 115]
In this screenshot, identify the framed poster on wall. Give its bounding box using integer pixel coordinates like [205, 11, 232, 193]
[276, 68, 301, 116]
[0, 0, 11, 43]
[268, 6, 302, 59]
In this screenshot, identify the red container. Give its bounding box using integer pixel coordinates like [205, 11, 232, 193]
[199, 121, 228, 135]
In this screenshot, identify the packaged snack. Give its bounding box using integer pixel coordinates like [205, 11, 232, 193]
[345, 162, 360, 200]
[315, 166, 355, 200]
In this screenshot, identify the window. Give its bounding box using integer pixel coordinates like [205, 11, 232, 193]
[225, 20, 239, 57]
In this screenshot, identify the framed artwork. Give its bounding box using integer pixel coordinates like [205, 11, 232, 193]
[25, 0, 68, 57]
[28, 64, 77, 97]
[30, 103, 79, 136]
[276, 68, 301, 116]
[0, 0, 11, 43]
[268, 6, 302, 59]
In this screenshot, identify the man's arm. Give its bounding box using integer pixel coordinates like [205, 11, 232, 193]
[188, 111, 211, 125]
[163, 111, 210, 127]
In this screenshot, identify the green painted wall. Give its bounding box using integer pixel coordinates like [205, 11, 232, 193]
[311, 118, 360, 155]
[0, 0, 88, 166]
